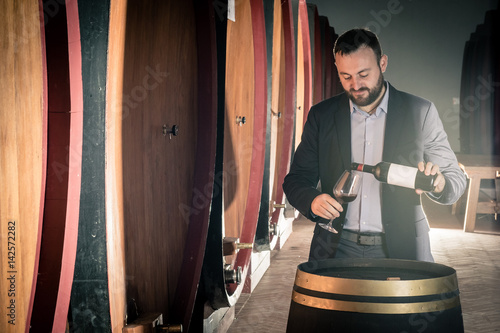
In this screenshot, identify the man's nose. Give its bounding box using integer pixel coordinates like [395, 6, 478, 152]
[351, 78, 361, 90]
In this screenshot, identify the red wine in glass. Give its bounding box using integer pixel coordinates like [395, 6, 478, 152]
[320, 170, 360, 233]
[339, 193, 357, 203]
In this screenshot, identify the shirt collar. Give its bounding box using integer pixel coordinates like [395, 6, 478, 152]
[350, 81, 389, 117]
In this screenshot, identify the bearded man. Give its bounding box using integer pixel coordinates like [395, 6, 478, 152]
[283, 28, 466, 262]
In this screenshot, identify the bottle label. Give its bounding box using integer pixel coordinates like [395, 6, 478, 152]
[387, 164, 418, 189]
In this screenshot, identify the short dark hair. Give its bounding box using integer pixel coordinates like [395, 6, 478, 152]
[334, 28, 383, 63]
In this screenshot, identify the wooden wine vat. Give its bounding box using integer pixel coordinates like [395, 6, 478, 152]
[66, 0, 217, 332]
[203, 0, 267, 309]
[294, 0, 313, 150]
[308, 4, 323, 106]
[266, 0, 297, 249]
[30, 1, 84, 332]
[287, 259, 464, 333]
[253, 0, 299, 256]
[0, 1, 46, 331]
[253, 0, 276, 251]
[105, 0, 218, 332]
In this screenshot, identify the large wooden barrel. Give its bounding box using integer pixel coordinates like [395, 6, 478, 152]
[294, 0, 312, 150]
[254, 0, 275, 250]
[287, 259, 465, 333]
[255, 0, 299, 254]
[267, 0, 296, 247]
[0, 1, 46, 332]
[111, 0, 217, 330]
[309, 4, 323, 106]
[203, 0, 267, 308]
[69, 0, 218, 332]
[30, 1, 84, 332]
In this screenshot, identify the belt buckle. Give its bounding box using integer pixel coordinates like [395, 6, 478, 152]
[357, 232, 373, 246]
[357, 233, 364, 245]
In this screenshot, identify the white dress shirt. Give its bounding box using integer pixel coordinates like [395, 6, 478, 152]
[344, 82, 389, 233]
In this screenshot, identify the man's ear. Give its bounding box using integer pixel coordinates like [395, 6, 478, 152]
[380, 54, 388, 73]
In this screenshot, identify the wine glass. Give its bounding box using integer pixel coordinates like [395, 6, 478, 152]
[319, 170, 360, 233]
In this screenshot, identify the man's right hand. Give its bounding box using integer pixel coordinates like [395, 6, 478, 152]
[311, 193, 343, 220]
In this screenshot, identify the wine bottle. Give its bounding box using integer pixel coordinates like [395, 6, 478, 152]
[351, 162, 437, 191]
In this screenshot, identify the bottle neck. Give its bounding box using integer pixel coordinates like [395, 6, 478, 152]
[353, 163, 376, 174]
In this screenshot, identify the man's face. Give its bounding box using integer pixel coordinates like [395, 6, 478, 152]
[335, 46, 388, 107]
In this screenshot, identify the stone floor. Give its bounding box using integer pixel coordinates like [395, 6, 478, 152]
[227, 196, 500, 333]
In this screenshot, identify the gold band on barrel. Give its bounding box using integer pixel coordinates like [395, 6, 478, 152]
[292, 290, 461, 314]
[294, 269, 459, 297]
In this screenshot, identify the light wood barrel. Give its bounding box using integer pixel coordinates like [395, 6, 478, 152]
[0, 1, 45, 332]
[267, 0, 296, 241]
[287, 259, 464, 333]
[30, 1, 84, 332]
[203, 0, 267, 308]
[254, 0, 276, 250]
[255, 0, 300, 251]
[294, 0, 313, 150]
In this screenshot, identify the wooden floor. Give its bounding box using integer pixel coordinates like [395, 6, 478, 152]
[227, 196, 500, 333]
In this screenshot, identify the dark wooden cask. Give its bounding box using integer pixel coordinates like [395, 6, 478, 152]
[287, 259, 464, 333]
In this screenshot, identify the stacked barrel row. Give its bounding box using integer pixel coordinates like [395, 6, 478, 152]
[0, 0, 343, 332]
[459, 5, 500, 155]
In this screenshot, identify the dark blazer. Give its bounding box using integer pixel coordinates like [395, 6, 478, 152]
[283, 83, 466, 261]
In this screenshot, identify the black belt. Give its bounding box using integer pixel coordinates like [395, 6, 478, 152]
[341, 229, 385, 246]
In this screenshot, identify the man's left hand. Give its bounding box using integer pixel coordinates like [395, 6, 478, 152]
[416, 161, 445, 195]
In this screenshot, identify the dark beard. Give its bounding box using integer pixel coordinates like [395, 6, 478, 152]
[346, 73, 385, 107]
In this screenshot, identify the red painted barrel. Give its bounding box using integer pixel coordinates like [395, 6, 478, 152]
[309, 4, 323, 106]
[30, 1, 84, 332]
[203, 0, 267, 309]
[295, 0, 313, 149]
[105, 0, 218, 331]
[0, 1, 46, 332]
[267, 0, 296, 248]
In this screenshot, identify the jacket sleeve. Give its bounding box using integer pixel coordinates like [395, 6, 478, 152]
[283, 107, 323, 220]
[422, 102, 467, 205]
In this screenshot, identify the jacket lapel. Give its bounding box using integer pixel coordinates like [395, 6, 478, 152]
[383, 84, 406, 162]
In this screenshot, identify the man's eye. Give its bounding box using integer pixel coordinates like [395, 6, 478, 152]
[343, 76, 351, 80]
[359, 73, 368, 78]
